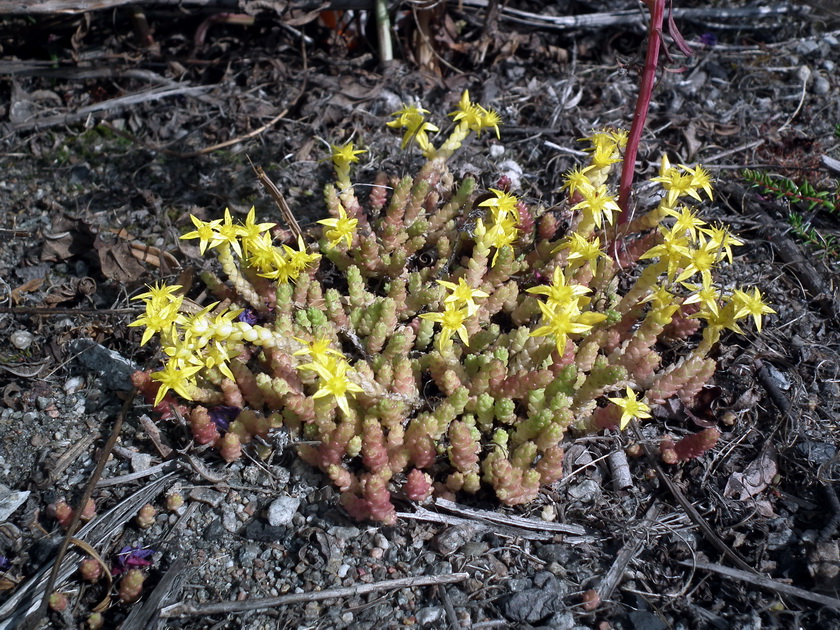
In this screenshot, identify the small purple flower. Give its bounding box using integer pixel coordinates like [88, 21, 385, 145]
[113, 546, 154, 575]
[698, 33, 716, 48]
[238, 309, 259, 326]
[0, 555, 10, 571]
[209, 405, 240, 432]
[532, 270, 549, 285]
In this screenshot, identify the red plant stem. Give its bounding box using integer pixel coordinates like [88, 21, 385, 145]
[618, 0, 665, 223]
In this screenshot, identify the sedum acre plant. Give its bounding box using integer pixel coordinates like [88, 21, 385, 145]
[130, 91, 773, 524]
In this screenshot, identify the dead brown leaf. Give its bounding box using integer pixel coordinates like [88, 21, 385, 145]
[94, 233, 147, 283]
[724, 449, 778, 501]
[41, 214, 96, 263]
[10, 277, 45, 304]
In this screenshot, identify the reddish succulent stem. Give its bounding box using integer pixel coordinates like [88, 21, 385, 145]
[618, 0, 665, 222]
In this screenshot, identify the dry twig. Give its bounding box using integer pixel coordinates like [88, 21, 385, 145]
[0, 470, 178, 627]
[596, 500, 662, 601]
[159, 572, 471, 618]
[678, 559, 840, 611]
[630, 421, 756, 575]
[433, 498, 589, 536]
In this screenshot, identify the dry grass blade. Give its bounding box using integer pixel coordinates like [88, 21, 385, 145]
[159, 572, 471, 618]
[596, 500, 662, 601]
[630, 421, 756, 575]
[0, 468, 179, 628]
[19, 390, 138, 630]
[121, 556, 189, 630]
[433, 497, 589, 536]
[678, 559, 840, 610]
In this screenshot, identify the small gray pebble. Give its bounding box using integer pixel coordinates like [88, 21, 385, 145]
[416, 606, 444, 626]
[533, 571, 558, 590]
[204, 518, 225, 542]
[812, 76, 830, 95]
[796, 65, 812, 83]
[429, 561, 453, 576]
[795, 40, 821, 57]
[767, 528, 796, 550]
[433, 524, 481, 555]
[545, 612, 576, 630]
[507, 577, 532, 593]
[458, 541, 488, 558]
[238, 544, 260, 567]
[267, 495, 300, 527]
[221, 510, 238, 532]
[566, 479, 601, 502]
[504, 588, 561, 623]
[628, 610, 668, 630]
[189, 488, 226, 508]
[130, 453, 153, 473]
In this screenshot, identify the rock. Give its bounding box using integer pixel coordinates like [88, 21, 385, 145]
[767, 527, 795, 550]
[534, 571, 561, 590]
[459, 541, 488, 558]
[504, 588, 562, 624]
[812, 76, 830, 95]
[543, 611, 575, 630]
[238, 544, 260, 567]
[795, 441, 836, 466]
[203, 518, 225, 542]
[10, 331, 34, 350]
[327, 525, 361, 541]
[567, 479, 601, 502]
[267, 495, 300, 527]
[130, 453, 153, 473]
[416, 606, 444, 626]
[188, 488, 225, 508]
[537, 544, 574, 564]
[795, 40, 821, 57]
[221, 510, 238, 532]
[242, 520, 286, 542]
[68, 338, 139, 392]
[507, 577, 532, 593]
[432, 524, 482, 555]
[628, 610, 668, 630]
[429, 561, 453, 576]
[504, 570, 566, 623]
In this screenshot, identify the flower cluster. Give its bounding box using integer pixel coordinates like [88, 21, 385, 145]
[131, 90, 773, 523]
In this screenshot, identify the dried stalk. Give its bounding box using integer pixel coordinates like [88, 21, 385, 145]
[159, 572, 471, 618]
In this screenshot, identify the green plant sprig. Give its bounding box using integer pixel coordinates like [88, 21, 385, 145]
[129, 92, 774, 524]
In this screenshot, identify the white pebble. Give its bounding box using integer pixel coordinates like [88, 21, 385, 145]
[796, 65, 812, 83]
[267, 495, 300, 527]
[63, 376, 85, 394]
[10, 331, 34, 350]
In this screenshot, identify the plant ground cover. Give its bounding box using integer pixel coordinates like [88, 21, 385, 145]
[0, 1, 839, 628]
